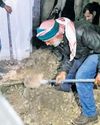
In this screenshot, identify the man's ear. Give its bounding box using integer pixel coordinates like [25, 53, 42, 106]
[93, 11, 96, 17]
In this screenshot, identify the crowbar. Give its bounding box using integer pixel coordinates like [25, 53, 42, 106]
[41, 79, 95, 84]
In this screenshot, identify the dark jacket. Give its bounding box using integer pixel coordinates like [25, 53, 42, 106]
[53, 20, 100, 73]
[0, 0, 5, 8]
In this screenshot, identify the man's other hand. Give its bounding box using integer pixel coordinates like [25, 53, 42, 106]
[4, 5, 12, 13]
[95, 73, 100, 85]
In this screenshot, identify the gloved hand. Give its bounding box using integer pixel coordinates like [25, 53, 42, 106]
[56, 71, 66, 85]
[95, 73, 100, 85]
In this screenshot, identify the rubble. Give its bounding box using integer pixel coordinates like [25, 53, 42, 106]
[0, 48, 100, 125]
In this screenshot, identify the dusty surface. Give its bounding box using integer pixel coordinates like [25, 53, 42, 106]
[0, 48, 100, 125]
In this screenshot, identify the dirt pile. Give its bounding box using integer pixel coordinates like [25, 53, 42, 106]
[23, 48, 60, 88]
[3, 84, 80, 125]
[2, 84, 100, 125]
[1, 49, 100, 125]
[0, 48, 60, 88]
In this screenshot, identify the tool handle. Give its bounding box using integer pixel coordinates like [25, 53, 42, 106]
[50, 79, 95, 83]
[41, 79, 95, 84]
[7, 13, 13, 60]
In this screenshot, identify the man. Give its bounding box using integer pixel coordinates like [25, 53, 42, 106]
[36, 17, 100, 125]
[0, 0, 12, 13]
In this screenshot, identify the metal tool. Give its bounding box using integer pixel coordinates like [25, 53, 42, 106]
[41, 79, 95, 84]
[7, 13, 13, 60]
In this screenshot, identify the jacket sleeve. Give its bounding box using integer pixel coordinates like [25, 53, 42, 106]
[94, 25, 100, 35]
[82, 27, 100, 73]
[0, 0, 5, 8]
[58, 57, 73, 73]
[56, 35, 73, 73]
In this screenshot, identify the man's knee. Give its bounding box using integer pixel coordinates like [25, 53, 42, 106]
[76, 70, 86, 80]
[86, 54, 98, 64]
[75, 54, 98, 79]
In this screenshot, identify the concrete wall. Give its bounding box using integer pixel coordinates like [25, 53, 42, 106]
[33, 0, 41, 28]
[40, 0, 56, 21]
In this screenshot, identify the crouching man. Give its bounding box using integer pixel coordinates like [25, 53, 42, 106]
[36, 17, 100, 125]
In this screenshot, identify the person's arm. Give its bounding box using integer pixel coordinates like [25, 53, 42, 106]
[94, 25, 100, 35]
[55, 35, 73, 84]
[56, 58, 73, 84]
[0, 0, 12, 13]
[0, 0, 5, 7]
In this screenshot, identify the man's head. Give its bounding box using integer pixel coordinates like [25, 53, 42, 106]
[36, 19, 64, 47]
[36, 17, 77, 61]
[83, 2, 100, 25]
[83, 9, 95, 23]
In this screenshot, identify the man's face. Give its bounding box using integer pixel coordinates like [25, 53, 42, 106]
[84, 10, 94, 23]
[45, 23, 64, 47]
[45, 33, 63, 47]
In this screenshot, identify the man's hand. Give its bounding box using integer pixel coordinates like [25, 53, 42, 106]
[56, 71, 66, 85]
[95, 73, 100, 85]
[4, 5, 12, 13]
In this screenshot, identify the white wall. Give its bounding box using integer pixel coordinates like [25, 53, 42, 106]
[0, 0, 34, 60]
